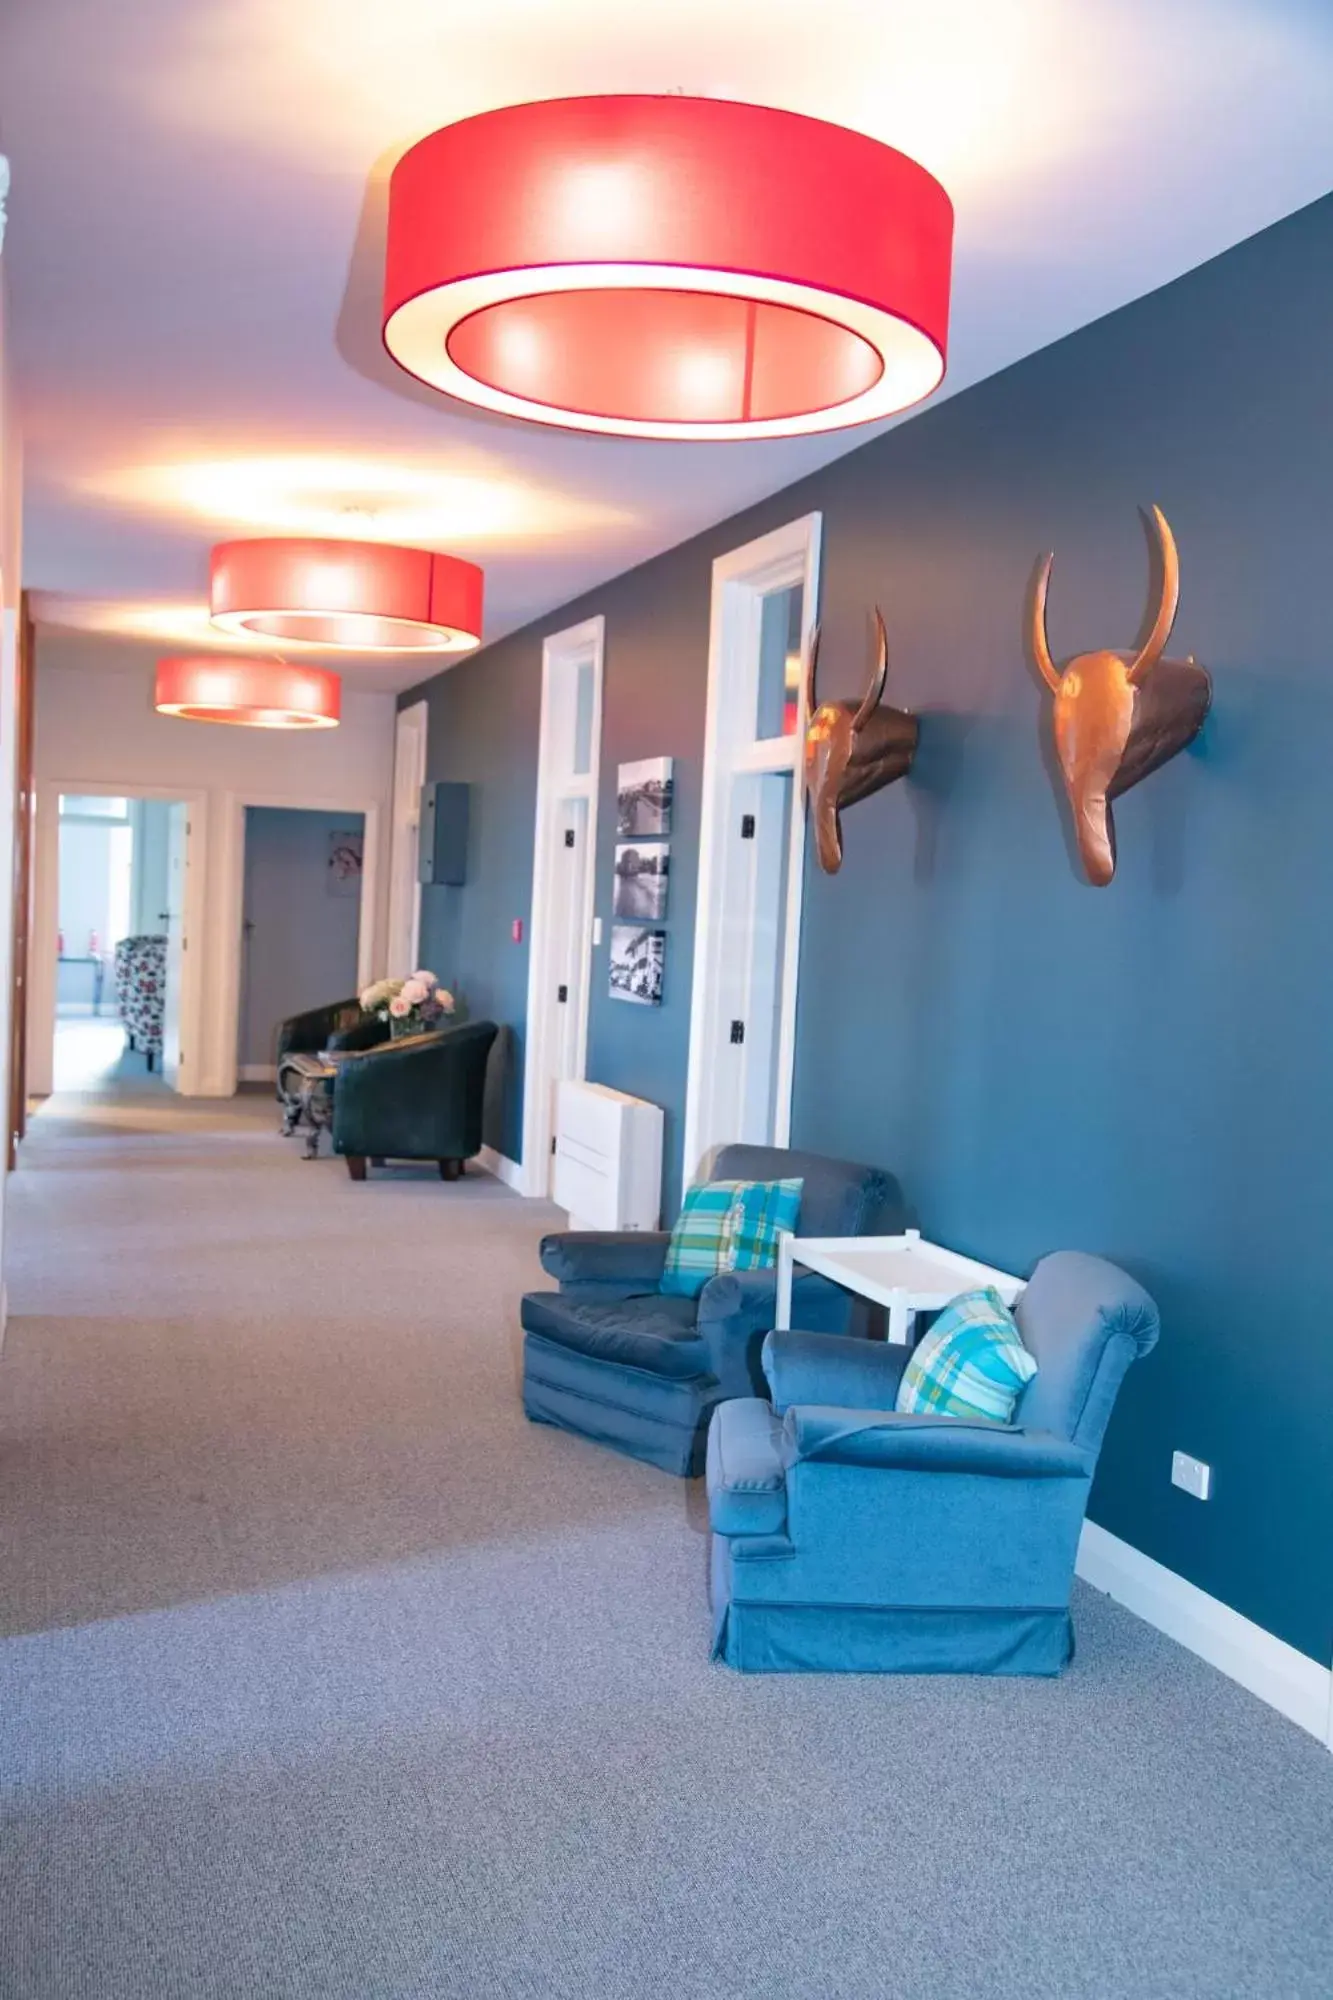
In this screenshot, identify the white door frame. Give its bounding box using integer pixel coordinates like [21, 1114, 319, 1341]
[682, 513, 822, 1184]
[211, 790, 382, 1096]
[386, 701, 427, 978]
[521, 615, 605, 1198]
[29, 779, 209, 1098]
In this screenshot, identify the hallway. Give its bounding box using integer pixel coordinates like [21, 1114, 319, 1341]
[1, 1082, 1331, 1998]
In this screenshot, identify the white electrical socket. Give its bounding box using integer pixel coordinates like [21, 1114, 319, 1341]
[592, 916, 603, 946]
[1171, 1450, 1212, 1501]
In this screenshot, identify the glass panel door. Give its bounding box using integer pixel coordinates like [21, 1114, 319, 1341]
[754, 583, 804, 741]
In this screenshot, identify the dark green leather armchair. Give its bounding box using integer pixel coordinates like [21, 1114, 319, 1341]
[332, 1019, 499, 1181]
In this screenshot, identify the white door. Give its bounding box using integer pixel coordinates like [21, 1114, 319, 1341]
[522, 617, 605, 1196]
[683, 517, 821, 1183]
[160, 801, 190, 1088]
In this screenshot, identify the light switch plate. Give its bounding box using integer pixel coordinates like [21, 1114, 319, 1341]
[592, 916, 603, 946]
[1171, 1450, 1212, 1501]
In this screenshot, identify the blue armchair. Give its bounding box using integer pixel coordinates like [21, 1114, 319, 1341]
[521, 1144, 909, 1476]
[707, 1250, 1159, 1674]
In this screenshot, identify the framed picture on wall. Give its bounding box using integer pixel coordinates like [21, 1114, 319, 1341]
[612, 843, 669, 922]
[327, 827, 364, 897]
[609, 925, 665, 1007]
[616, 757, 673, 839]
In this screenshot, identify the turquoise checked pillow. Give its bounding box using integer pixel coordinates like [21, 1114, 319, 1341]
[660, 1178, 803, 1299]
[896, 1285, 1037, 1423]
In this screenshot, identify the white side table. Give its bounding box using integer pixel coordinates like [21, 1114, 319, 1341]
[775, 1228, 1025, 1346]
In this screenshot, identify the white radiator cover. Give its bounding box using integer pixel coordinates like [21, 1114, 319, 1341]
[551, 1081, 664, 1232]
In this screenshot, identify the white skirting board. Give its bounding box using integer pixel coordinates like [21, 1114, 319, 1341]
[1077, 1520, 1332, 1746]
[473, 1145, 526, 1194]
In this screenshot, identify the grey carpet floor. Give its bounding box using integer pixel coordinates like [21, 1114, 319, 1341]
[1, 1066, 1331, 1999]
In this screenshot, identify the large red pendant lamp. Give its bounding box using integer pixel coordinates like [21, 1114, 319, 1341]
[155, 655, 341, 729]
[210, 538, 484, 652]
[382, 96, 953, 441]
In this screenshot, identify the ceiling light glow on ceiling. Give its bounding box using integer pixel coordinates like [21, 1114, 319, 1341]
[209, 538, 484, 652]
[154, 656, 342, 729]
[382, 95, 954, 441]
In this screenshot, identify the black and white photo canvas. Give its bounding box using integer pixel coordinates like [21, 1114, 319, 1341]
[609, 925, 666, 1007]
[616, 757, 674, 838]
[612, 843, 670, 921]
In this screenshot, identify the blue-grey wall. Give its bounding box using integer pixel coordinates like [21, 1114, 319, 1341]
[239, 807, 365, 1066]
[408, 195, 1333, 1664]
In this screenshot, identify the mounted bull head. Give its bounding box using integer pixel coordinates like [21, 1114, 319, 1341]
[804, 609, 919, 874]
[1030, 505, 1212, 887]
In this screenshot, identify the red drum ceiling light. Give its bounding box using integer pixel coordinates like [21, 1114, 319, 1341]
[210, 538, 484, 652]
[382, 96, 954, 441]
[155, 656, 342, 729]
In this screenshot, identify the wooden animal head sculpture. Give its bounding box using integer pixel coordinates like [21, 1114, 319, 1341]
[804, 608, 919, 874]
[1030, 505, 1212, 887]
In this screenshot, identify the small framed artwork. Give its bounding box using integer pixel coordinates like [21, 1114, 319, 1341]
[617, 757, 673, 839]
[609, 925, 665, 1007]
[327, 827, 364, 897]
[612, 842, 669, 922]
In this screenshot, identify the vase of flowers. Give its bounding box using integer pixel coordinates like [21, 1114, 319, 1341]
[359, 970, 458, 1039]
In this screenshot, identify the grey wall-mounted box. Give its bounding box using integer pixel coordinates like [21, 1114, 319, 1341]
[418, 781, 470, 886]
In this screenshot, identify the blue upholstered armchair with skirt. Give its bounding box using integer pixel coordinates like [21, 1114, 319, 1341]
[708, 1250, 1159, 1673]
[522, 1144, 909, 1476]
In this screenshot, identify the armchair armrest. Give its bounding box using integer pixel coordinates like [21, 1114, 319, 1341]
[331, 1029, 435, 1101]
[786, 1407, 1094, 1479]
[705, 1399, 790, 1538]
[539, 1232, 671, 1289]
[763, 1329, 910, 1414]
[698, 1269, 847, 1398]
[276, 995, 360, 1060]
[325, 1015, 389, 1054]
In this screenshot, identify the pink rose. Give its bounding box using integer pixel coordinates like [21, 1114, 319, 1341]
[399, 977, 427, 1007]
[388, 995, 411, 1019]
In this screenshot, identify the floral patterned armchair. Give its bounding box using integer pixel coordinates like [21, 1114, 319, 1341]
[113, 934, 167, 1070]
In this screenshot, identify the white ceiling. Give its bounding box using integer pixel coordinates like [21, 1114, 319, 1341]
[3, 0, 1332, 690]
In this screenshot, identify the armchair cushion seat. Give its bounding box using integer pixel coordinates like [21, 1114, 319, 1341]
[523, 1334, 717, 1476]
[520, 1291, 707, 1379]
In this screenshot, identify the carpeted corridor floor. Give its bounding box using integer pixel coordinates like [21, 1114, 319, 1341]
[1, 1050, 1331, 1998]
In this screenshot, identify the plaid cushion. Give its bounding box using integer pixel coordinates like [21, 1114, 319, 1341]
[896, 1286, 1037, 1423]
[721, 1177, 803, 1273]
[660, 1178, 804, 1299]
[660, 1182, 737, 1298]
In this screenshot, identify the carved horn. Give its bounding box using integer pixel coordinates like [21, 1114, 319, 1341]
[1029, 552, 1062, 693]
[803, 623, 821, 719]
[850, 607, 890, 732]
[1126, 504, 1180, 686]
